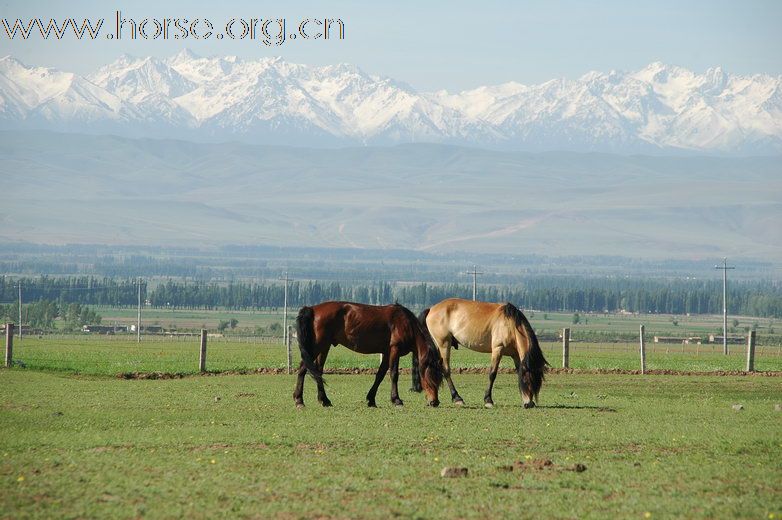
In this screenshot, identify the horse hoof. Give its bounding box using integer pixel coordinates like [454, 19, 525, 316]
[484, 402, 494, 409]
[367, 401, 377, 408]
[320, 401, 333, 408]
[295, 402, 305, 409]
[393, 399, 404, 407]
[524, 401, 536, 409]
[454, 399, 465, 406]
[429, 400, 440, 408]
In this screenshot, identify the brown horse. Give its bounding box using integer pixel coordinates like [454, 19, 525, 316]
[412, 298, 548, 408]
[294, 301, 443, 408]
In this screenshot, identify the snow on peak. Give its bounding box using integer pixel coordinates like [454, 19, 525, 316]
[1, 55, 781, 153]
[168, 48, 200, 63]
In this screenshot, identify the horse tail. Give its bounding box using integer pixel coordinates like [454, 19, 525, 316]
[410, 308, 430, 393]
[296, 306, 323, 385]
[415, 310, 444, 395]
[503, 303, 548, 399]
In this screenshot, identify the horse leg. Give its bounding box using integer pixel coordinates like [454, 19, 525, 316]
[484, 347, 503, 408]
[440, 342, 464, 405]
[293, 359, 307, 408]
[366, 354, 390, 407]
[316, 346, 332, 407]
[389, 347, 404, 406]
[409, 351, 422, 392]
[510, 351, 534, 408]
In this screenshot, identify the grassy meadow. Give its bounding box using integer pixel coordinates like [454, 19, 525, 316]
[10, 307, 778, 376]
[87, 306, 779, 340]
[8, 335, 782, 376]
[1, 371, 780, 519]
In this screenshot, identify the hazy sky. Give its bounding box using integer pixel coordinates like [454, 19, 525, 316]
[1, 0, 780, 91]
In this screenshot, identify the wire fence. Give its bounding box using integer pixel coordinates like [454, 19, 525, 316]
[5, 333, 781, 376]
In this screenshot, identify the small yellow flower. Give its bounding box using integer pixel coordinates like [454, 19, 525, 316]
[210, 459, 216, 464]
[524, 454, 532, 460]
[17, 476, 24, 482]
[644, 513, 652, 519]
[768, 514, 775, 519]
[434, 457, 439, 462]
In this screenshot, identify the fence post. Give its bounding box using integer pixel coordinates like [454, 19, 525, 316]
[4, 323, 13, 368]
[745, 330, 756, 372]
[562, 328, 570, 369]
[639, 324, 646, 374]
[199, 329, 207, 373]
[286, 326, 293, 375]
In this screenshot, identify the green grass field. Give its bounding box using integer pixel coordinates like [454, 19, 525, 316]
[75, 307, 782, 342]
[89, 306, 287, 333]
[1, 370, 780, 518]
[9, 335, 782, 376]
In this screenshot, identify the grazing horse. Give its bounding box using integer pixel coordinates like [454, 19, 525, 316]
[294, 301, 443, 408]
[412, 298, 548, 408]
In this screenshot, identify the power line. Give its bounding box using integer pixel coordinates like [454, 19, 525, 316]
[714, 258, 735, 355]
[18, 282, 22, 340]
[463, 265, 483, 301]
[137, 278, 142, 343]
[279, 271, 292, 344]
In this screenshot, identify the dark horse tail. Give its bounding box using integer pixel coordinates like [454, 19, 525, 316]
[398, 305, 442, 397]
[409, 308, 430, 393]
[503, 303, 548, 399]
[296, 306, 324, 385]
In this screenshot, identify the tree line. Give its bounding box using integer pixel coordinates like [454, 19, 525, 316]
[0, 300, 101, 331]
[1, 275, 780, 318]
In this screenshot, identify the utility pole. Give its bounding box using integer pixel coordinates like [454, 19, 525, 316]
[279, 272, 292, 348]
[464, 265, 483, 301]
[137, 278, 142, 343]
[17, 282, 22, 341]
[714, 258, 735, 355]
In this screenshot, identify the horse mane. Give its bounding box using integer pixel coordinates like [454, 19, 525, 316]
[393, 304, 433, 346]
[502, 302, 527, 330]
[501, 302, 549, 399]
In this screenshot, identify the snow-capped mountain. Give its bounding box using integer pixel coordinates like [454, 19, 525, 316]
[0, 55, 138, 127]
[1, 51, 781, 154]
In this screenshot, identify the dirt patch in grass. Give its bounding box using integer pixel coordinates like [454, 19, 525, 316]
[502, 458, 588, 474]
[189, 442, 269, 452]
[545, 368, 782, 377]
[88, 444, 134, 453]
[117, 367, 782, 379]
[189, 443, 232, 452]
[295, 442, 329, 452]
[118, 372, 189, 380]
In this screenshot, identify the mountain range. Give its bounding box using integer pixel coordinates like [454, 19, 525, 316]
[1, 51, 781, 154]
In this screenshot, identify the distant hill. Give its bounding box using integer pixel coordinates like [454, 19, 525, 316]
[1, 131, 780, 261]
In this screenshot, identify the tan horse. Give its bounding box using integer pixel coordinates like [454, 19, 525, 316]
[412, 298, 548, 408]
